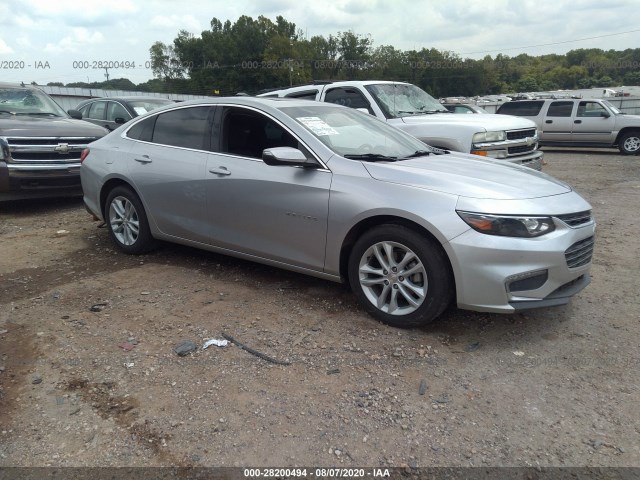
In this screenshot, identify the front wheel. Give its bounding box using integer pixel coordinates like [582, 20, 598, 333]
[348, 225, 454, 328]
[619, 131, 640, 155]
[105, 186, 155, 254]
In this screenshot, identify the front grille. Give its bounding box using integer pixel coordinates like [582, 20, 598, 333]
[6, 136, 99, 164]
[565, 236, 594, 268]
[508, 144, 536, 155]
[556, 211, 592, 227]
[506, 129, 536, 141]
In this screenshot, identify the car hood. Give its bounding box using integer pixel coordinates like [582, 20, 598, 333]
[0, 115, 108, 137]
[400, 112, 536, 130]
[362, 154, 571, 200]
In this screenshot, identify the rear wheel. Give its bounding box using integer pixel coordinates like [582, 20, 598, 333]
[105, 186, 155, 254]
[619, 131, 640, 155]
[348, 225, 454, 328]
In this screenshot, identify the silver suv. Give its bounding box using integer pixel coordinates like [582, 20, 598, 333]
[496, 98, 640, 155]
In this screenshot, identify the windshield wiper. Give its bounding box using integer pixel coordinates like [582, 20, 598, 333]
[402, 150, 432, 159]
[0, 110, 15, 115]
[343, 153, 399, 162]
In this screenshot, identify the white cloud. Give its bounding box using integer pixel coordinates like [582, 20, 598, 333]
[0, 37, 14, 54]
[44, 28, 104, 53]
[150, 15, 201, 33]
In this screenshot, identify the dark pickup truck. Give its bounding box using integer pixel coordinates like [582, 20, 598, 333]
[0, 82, 107, 200]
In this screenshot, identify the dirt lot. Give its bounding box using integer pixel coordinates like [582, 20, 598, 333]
[0, 149, 639, 470]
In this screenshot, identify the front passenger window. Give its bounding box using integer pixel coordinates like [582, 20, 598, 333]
[221, 108, 300, 159]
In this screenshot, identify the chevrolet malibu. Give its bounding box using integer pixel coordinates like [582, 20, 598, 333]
[80, 97, 595, 328]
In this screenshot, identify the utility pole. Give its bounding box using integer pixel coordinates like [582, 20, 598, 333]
[104, 67, 110, 82]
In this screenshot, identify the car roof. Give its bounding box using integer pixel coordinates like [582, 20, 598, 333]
[77, 96, 175, 103]
[0, 82, 41, 91]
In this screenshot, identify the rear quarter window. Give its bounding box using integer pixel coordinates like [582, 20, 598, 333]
[496, 101, 543, 116]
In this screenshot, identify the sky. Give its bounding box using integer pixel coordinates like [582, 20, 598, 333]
[1, 0, 639, 86]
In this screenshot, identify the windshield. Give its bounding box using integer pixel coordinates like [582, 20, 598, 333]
[0, 87, 68, 117]
[281, 104, 433, 160]
[601, 100, 621, 114]
[365, 83, 449, 119]
[128, 99, 174, 115]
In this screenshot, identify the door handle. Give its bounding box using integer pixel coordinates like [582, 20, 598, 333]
[209, 166, 231, 176]
[545, 120, 552, 124]
[574, 120, 582, 124]
[134, 155, 152, 164]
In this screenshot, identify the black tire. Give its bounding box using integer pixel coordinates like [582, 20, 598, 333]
[619, 131, 640, 155]
[348, 224, 454, 328]
[104, 186, 155, 255]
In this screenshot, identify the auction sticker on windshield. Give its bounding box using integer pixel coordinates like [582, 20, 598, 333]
[296, 117, 339, 136]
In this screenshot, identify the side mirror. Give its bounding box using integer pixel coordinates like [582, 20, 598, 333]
[601, 111, 611, 118]
[115, 117, 126, 124]
[68, 109, 82, 119]
[262, 147, 317, 167]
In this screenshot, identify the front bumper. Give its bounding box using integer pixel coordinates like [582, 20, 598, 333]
[0, 161, 82, 200]
[445, 218, 595, 313]
[508, 150, 544, 171]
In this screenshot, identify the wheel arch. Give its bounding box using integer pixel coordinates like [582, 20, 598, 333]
[615, 127, 640, 146]
[99, 178, 138, 218]
[339, 215, 455, 292]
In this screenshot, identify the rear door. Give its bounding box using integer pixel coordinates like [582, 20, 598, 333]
[539, 101, 574, 143]
[125, 105, 214, 244]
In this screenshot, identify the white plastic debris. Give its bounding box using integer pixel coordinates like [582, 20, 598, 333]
[203, 338, 229, 349]
[124, 362, 135, 369]
[513, 351, 525, 356]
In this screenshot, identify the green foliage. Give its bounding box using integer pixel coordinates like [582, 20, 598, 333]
[54, 16, 640, 97]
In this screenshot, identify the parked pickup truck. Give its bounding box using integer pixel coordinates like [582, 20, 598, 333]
[496, 98, 640, 155]
[0, 82, 108, 201]
[259, 81, 544, 169]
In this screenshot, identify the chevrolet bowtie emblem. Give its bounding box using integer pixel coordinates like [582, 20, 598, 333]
[54, 143, 71, 154]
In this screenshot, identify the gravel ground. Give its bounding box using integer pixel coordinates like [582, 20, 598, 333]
[0, 149, 638, 471]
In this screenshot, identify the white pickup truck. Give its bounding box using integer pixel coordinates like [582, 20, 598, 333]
[259, 81, 544, 170]
[496, 98, 640, 155]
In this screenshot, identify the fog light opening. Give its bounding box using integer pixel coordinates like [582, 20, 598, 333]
[507, 269, 549, 293]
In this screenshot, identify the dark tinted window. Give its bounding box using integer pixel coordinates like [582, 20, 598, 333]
[285, 89, 318, 100]
[324, 88, 373, 114]
[496, 101, 543, 116]
[547, 101, 573, 117]
[151, 107, 212, 150]
[126, 116, 156, 142]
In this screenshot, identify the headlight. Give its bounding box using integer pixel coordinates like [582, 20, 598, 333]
[472, 131, 506, 143]
[457, 211, 555, 238]
[0, 137, 9, 161]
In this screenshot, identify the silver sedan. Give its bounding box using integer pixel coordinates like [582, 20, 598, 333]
[80, 97, 595, 328]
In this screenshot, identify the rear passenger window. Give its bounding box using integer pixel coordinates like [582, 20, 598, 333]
[547, 101, 573, 117]
[126, 116, 156, 142]
[496, 101, 543, 116]
[151, 107, 213, 150]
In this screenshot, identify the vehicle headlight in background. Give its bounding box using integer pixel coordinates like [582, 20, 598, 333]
[457, 211, 555, 238]
[0, 137, 9, 161]
[472, 131, 507, 143]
